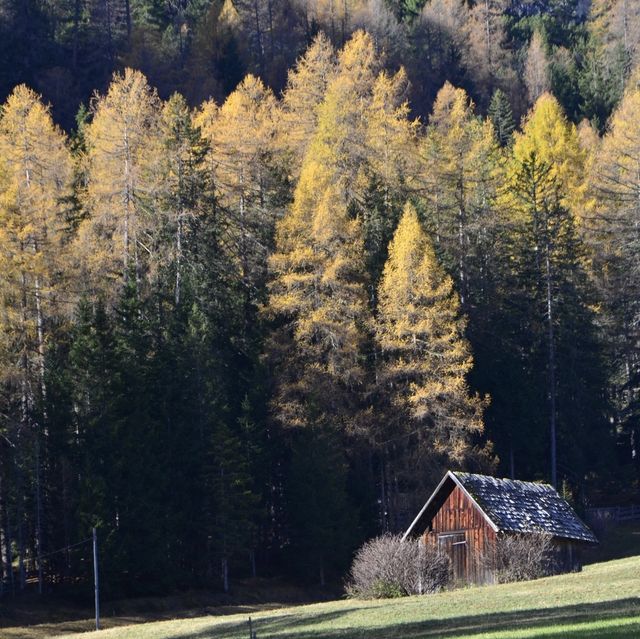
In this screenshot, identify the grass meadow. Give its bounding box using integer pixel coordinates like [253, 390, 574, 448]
[3, 553, 639, 639]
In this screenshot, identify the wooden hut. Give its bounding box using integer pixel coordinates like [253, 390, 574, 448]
[402, 471, 598, 585]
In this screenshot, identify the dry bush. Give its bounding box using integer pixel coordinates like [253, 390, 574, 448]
[484, 531, 554, 583]
[346, 534, 450, 599]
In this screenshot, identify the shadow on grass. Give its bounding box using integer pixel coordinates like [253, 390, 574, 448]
[168, 597, 640, 639]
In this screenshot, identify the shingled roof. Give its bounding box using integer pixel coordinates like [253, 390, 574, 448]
[403, 471, 598, 544]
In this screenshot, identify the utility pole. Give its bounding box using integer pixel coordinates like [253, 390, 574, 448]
[93, 528, 100, 630]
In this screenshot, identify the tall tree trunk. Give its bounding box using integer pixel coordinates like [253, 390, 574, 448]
[35, 438, 44, 594]
[175, 158, 184, 306]
[222, 557, 229, 592]
[175, 211, 183, 305]
[73, 0, 82, 71]
[253, 0, 265, 77]
[457, 175, 467, 307]
[267, 0, 275, 63]
[0, 474, 6, 596]
[544, 211, 558, 488]
[123, 124, 132, 282]
[105, 0, 114, 64]
[17, 494, 26, 591]
[18, 267, 29, 593]
[379, 453, 388, 532]
[4, 504, 13, 595]
[124, 0, 132, 40]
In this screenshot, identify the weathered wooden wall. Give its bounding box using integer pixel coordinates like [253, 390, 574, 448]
[422, 485, 496, 585]
[552, 539, 583, 573]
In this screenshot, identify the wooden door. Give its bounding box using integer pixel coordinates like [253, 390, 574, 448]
[438, 532, 467, 583]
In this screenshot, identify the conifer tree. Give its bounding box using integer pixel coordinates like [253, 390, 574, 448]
[268, 33, 380, 432]
[155, 92, 212, 305]
[488, 88, 515, 146]
[420, 83, 503, 309]
[376, 203, 486, 466]
[590, 85, 640, 468]
[205, 421, 259, 592]
[68, 298, 124, 583]
[361, 67, 418, 290]
[285, 427, 356, 585]
[281, 33, 337, 177]
[0, 85, 72, 592]
[502, 95, 607, 487]
[509, 92, 587, 220]
[268, 179, 369, 431]
[78, 68, 161, 298]
[196, 75, 283, 316]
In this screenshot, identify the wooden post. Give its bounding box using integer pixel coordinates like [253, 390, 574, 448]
[93, 528, 100, 631]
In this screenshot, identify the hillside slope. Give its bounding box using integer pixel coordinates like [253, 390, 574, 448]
[10, 555, 637, 639]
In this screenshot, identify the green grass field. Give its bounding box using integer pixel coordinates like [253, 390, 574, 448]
[7, 554, 639, 639]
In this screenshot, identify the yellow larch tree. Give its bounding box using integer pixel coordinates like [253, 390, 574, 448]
[376, 202, 486, 465]
[591, 85, 640, 235]
[267, 33, 380, 432]
[588, 84, 640, 470]
[281, 33, 337, 178]
[420, 82, 503, 307]
[362, 65, 419, 286]
[508, 92, 587, 221]
[0, 85, 73, 403]
[268, 183, 369, 431]
[0, 84, 72, 592]
[365, 67, 418, 200]
[590, 83, 640, 340]
[268, 30, 427, 434]
[77, 68, 161, 297]
[309, 30, 379, 198]
[502, 93, 598, 489]
[196, 75, 282, 309]
[290, 29, 416, 209]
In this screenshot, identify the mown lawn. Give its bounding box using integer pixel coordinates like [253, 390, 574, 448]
[6, 555, 640, 639]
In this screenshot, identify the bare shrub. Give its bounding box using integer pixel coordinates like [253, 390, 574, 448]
[346, 534, 450, 599]
[484, 531, 554, 583]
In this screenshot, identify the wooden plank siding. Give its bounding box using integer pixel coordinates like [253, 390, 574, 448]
[421, 485, 496, 585]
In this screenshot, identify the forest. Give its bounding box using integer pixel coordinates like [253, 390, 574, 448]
[0, 0, 639, 599]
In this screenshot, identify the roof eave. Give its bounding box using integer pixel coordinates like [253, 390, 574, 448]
[402, 471, 454, 541]
[498, 526, 599, 544]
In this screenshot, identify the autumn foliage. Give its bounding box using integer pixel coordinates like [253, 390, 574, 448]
[0, 25, 636, 595]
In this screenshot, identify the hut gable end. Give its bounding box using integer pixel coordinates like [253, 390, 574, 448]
[431, 484, 493, 534]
